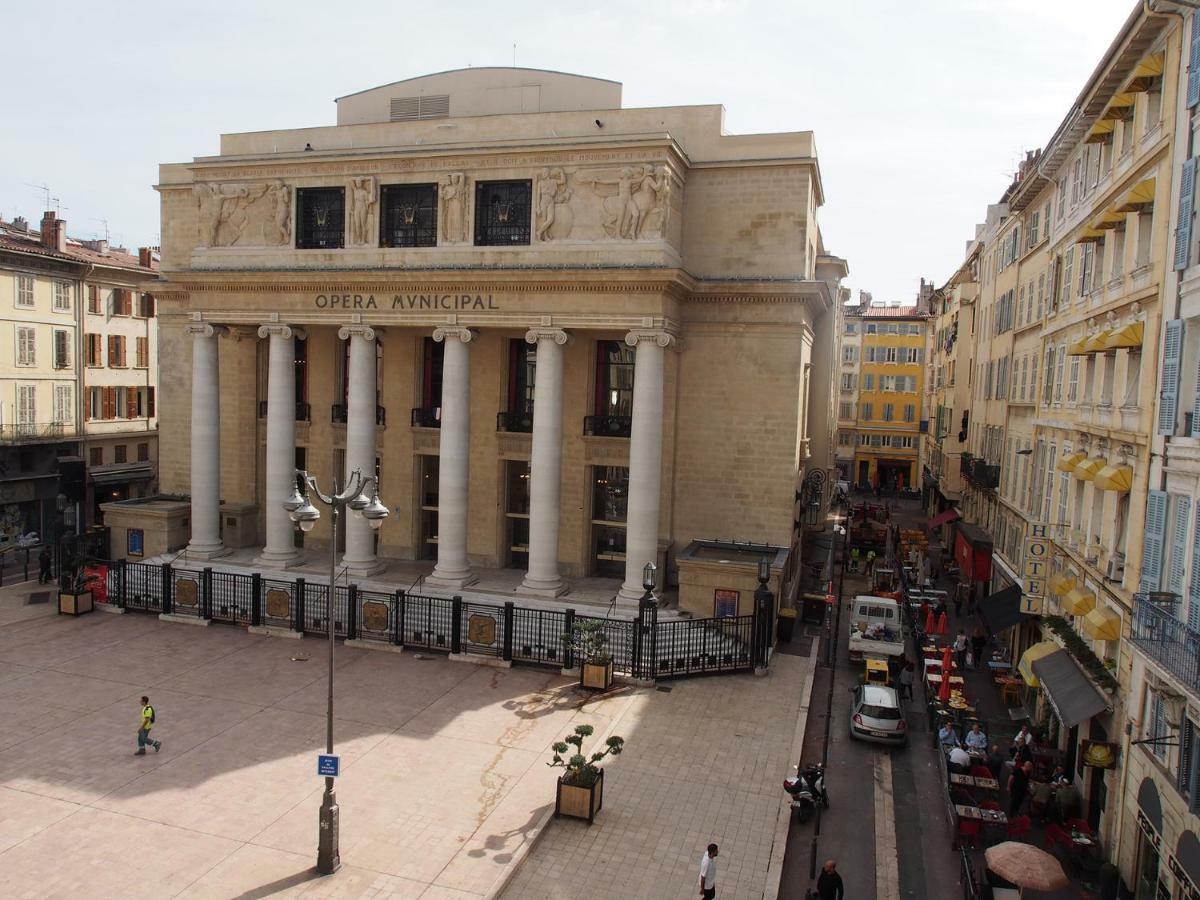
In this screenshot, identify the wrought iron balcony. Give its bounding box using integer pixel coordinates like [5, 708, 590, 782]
[331, 404, 386, 426]
[411, 407, 440, 428]
[258, 401, 311, 422]
[497, 410, 533, 433]
[0, 422, 70, 443]
[1131, 593, 1200, 697]
[584, 415, 632, 438]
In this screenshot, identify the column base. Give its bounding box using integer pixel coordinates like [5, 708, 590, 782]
[426, 567, 477, 591]
[617, 583, 650, 603]
[342, 557, 386, 578]
[518, 574, 569, 598]
[254, 548, 303, 569]
[185, 542, 230, 561]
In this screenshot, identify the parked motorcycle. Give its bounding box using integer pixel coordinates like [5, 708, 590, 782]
[783, 762, 829, 823]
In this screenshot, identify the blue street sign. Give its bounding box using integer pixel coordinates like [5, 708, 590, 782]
[317, 754, 340, 777]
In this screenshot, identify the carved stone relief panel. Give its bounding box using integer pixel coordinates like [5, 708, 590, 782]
[575, 164, 671, 240]
[194, 181, 294, 248]
[535, 167, 574, 241]
[348, 176, 377, 246]
[440, 172, 469, 244]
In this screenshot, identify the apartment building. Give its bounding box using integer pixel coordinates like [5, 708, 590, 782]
[835, 291, 867, 481]
[0, 212, 158, 539]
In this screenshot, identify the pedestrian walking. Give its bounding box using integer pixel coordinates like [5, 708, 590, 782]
[953, 629, 968, 671]
[971, 626, 988, 670]
[865, 549, 876, 577]
[952, 584, 964, 617]
[816, 859, 844, 900]
[698, 843, 718, 899]
[898, 659, 914, 701]
[136, 695, 161, 755]
[38, 547, 52, 585]
[1008, 761, 1033, 818]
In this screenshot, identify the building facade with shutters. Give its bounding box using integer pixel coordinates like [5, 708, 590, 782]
[121, 68, 847, 616]
[834, 292, 866, 482]
[0, 212, 158, 544]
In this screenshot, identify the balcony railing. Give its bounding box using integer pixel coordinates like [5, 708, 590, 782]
[258, 401, 312, 422]
[411, 407, 440, 428]
[331, 404, 386, 426]
[497, 410, 533, 433]
[0, 422, 70, 443]
[1131, 593, 1200, 696]
[583, 415, 632, 438]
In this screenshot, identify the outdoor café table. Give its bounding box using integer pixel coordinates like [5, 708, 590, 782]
[955, 805, 1008, 825]
[987, 659, 1013, 671]
[926, 673, 965, 687]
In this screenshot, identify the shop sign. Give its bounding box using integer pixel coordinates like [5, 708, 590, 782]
[1080, 739, 1119, 769]
[1139, 809, 1163, 851]
[1169, 856, 1200, 900]
[1021, 527, 1050, 615]
[312, 293, 499, 311]
[714, 589, 739, 618]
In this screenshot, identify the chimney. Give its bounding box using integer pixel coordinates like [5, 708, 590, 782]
[40, 211, 66, 252]
[12, 216, 29, 232]
[138, 247, 154, 268]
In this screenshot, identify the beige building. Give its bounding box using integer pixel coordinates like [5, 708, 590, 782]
[0, 213, 157, 545]
[121, 68, 846, 617]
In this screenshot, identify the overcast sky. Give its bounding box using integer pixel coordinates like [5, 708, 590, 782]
[1, 0, 1137, 301]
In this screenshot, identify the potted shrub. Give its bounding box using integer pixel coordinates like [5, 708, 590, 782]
[58, 544, 98, 616]
[549, 724, 625, 824]
[566, 619, 614, 690]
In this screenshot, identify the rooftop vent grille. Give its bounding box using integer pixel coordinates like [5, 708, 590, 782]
[390, 95, 450, 121]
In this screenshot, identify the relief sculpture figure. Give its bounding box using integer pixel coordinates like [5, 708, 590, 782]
[266, 181, 291, 245]
[632, 164, 671, 238]
[440, 172, 468, 243]
[349, 176, 377, 246]
[578, 167, 640, 239]
[195, 182, 267, 247]
[535, 167, 573, 240]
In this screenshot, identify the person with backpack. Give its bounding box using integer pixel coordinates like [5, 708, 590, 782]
[136, 695, 161, 755]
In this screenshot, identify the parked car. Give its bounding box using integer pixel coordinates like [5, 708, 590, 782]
[849, 683, 907, 745]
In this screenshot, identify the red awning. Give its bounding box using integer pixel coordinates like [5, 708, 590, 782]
[925, 509, 960, 531]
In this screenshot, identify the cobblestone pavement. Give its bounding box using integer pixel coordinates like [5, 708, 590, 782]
[0, 586, 814, 899]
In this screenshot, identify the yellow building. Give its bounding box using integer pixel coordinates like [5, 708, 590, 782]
[845, 302, 928, 490]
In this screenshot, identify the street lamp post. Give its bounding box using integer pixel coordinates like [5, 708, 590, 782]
[640, 562, 657, 680]
[283, 466, 388, 875]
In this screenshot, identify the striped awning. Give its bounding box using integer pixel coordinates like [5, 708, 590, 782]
[1084, 332, 1111, 353]
[1125, 52, 1165, 93]
[1057, 451, 1087, 472]
[1094, 464, 1133, 493]
[1114, 177, 1157, 213]
[1083, 606, 1122, 641]
[1049, 573, 1077, 596]
[1068, 338, 1092, 356]
[1103, 322, 1144, 349]
[1074, 457, 1106, 481]
[1019, 640, 1060, 687]
[1063, 587, 1097, 617]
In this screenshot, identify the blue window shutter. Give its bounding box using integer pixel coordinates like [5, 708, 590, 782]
[1160, 320, 1185, 435]
[1170, 496, 1193, 597]
[1190, 10, 1200, 108]
[1142, 490, 1169, 594]
[1190, 510, 1200, 628]
[1176, 158, 1196, 271]
[1192, 353, 1200, 438]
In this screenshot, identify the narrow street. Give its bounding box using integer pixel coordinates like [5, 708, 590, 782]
[779, 495, 961, 900]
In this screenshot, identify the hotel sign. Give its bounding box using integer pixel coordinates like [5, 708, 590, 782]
[313, 293, 499, 310]
[1021, 524, 1051, 616]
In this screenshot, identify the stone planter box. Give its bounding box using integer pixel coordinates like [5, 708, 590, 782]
[555, 769, 604, 824]
[580, 659, 614, 691]
[59, 590, 94, 616]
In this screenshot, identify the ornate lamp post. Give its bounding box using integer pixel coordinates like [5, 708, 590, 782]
[283, 467, 388, 875]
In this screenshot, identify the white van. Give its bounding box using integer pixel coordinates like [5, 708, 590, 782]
[847, 595, 905, 661]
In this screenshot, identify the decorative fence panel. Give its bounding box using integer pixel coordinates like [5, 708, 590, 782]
[210, 571, 253, 625]
[262, 578, 297, 630]
[402, 593, 455, 651]
[356, 589, 396, 644]
[170, 569, 204, 619]
[511, 606, 568, 668]
[654, 616, 755, 679]
[460, 600, 505, 657]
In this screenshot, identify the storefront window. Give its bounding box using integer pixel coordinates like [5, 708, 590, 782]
[1135, 829, 1164, 900]
[591, 466, 628, 577]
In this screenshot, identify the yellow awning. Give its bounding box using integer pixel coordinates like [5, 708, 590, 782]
[1057, 451, 1087, 472]
[1074, 457, 1106, 481]
[1063, 587, 1098, 616]
[1049, 573, 1077, 596]
[1085, 119, 1116, 143]
[1125, 53, 1165, 93]
[1100, 93, 1137, 121]
[1083, 607, 1122, 641]
[1103, 322, 1144, 349]
[1094, 464, 1133, 492]
[1069, 338, 1092, 356]
[1092, 209, 1126, 230]
[1019, 641, 1060, 687]
[1084, 332, 1111, 353]
[1114, 178, 1157, 213]
[1078, 227, 1108, 243]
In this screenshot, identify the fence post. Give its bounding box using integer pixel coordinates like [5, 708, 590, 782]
[502, 602, 514, 662]
[161, 562, 173, 614]
[251, 573, 262, 626]
[118, 559, 128, 609]
[347, 585, 358, 640]
[394, 590, 405, 646]
[24, 547, 30, 583]
[451, 595, 463, 654]
[202, 567, 213, 620]
[563, 608, 576, 669]
[646, 600, 658, 681]
[632, 610, 643, 678]
[295, 578, 306, 633]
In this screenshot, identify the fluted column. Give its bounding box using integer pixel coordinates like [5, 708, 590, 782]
[339, 325, 383, 576]
[185, 323, 228, 558]
[428, 325, 476, 589]
[521, 328, 570, 596]
[618, 329, 674, 601]
[256, 324, 301, 566]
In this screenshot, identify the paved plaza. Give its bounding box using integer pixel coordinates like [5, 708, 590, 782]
[0, 583, 813, 899]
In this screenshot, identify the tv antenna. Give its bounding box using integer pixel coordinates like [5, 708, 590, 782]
[91, 217, 110, 241]
[26, 182, 51, 210]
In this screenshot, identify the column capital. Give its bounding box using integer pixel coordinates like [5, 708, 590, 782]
[184, 323, 227, 339]
[525, 327, 571, 346]
[338, 324, 376, 342]
[433, 325, 475, 344]
[624, 329, 676, 350]
[257, 323, 295, 340]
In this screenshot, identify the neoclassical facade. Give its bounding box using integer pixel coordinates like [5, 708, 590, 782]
[132, 69, 846, 609]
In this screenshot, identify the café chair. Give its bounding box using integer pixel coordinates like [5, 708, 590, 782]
[970, 765, 994, 779]
[1005, 815, 1031, 840]
[980, 799, 1002, 812]
[955, 818, 981, 850]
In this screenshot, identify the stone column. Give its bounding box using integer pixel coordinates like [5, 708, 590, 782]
[185, 323, 228, 558]
[521, 328, 570, 596]
[338, 325, 383, 576]
[428, 325, 476, 589]
[255, 324, 301, 566]
[618, 329, 674, 602]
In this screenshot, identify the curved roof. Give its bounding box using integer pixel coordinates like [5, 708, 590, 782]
[335, 67, 620, 102]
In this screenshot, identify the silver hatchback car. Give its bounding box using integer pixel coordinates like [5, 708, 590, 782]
[849, 683, 907, 744]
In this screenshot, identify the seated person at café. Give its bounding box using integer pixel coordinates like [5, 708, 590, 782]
[938, 722, 960, 748]
[1030, 778, 1055, 821]
[948, 745, 972, 773]
[965, 723, 988, 752]
[1056, 779, 1082, 822]
[986, 744, 1005, 780]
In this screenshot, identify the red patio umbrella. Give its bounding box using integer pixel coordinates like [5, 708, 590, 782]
[938, 668, 953, 702]
[920, 600, 929, 623]
[941, 645, 954, 673]
[924, 608, 936, 633]
[936, 611, 949, 635]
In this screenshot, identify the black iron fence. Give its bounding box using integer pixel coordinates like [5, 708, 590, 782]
[98, 560, 763, 680]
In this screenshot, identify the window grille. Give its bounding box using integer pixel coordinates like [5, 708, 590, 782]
[380, 184, 438, 248]
[474, 181, 531, 246]
[296, 188, 345, 249]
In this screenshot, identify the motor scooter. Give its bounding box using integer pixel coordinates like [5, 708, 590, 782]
[783, 762, 829, 823]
